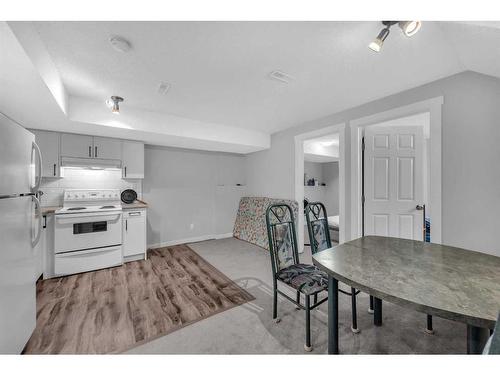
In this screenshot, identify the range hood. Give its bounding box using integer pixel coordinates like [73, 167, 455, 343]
[61, 156, 122, 170]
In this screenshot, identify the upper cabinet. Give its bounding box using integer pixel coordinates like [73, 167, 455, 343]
[32, 131, 145, 179]
[93, 137, 122, 160]
[122, 141, 144, 179]
[31, 130, 61, 177]
[61, 134, 122, 160]
[61, 133, 94, 158]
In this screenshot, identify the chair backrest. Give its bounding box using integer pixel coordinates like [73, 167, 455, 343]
[265, 203, 299, 276]
[305, 201, 332, 255]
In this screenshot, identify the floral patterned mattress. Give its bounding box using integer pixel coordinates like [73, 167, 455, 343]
[233, 196, 298, 250]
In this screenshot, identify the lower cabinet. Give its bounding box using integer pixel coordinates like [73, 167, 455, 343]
[123, 209, 147, 261]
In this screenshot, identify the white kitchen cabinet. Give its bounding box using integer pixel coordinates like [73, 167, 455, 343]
[122, 141, 144, 178]
[61, 133, 94, 158]
[123, 209, 147, 261]
[40, 131, 144, 178]
[31, 130, 60, 177]
[93, 137, 122, 160]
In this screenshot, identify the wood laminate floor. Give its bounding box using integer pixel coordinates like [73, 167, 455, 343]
[24, 245, 254, 354]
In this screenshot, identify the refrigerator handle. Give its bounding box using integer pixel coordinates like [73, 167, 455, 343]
[31, 141, 42, 194]
[32, 195, 42, 247]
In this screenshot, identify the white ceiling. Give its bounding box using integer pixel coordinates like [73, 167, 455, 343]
[2, 21, 500, 153]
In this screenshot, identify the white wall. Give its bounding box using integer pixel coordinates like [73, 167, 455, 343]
[323, 162, 339, 216]
[143, 146, 246, 247]
[246, 71, 500, 257]
[303, 161, 339, 216]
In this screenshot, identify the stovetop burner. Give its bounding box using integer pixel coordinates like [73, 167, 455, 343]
[67, 207, 86, 211]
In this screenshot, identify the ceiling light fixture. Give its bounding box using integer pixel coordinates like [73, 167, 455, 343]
[109, 36, 132, 53]
[399, 21, 422, 37]
[106, 96, 124, 114]
[369, 21, 421, 52]
[368, 26, 391, 52]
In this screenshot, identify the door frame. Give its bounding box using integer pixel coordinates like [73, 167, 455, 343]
[350, 96, 443, 243]
[294, 123, 346, 251]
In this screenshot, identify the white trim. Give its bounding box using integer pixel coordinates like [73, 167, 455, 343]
[294, 123, 346, 252]
[148, 233, 234, 248]
[214, 232, 234, 240]
[350, 96, 443, 243]
[124, 253, 147, 263]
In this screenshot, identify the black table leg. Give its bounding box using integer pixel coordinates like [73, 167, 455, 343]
[373, 297, 382, 326]
[328, 275, 339, 354]
[351, 287, 360, 334]
[425, 315, 434, 334]
[368, 295, 374, 314]
[467, 325, 489, 354]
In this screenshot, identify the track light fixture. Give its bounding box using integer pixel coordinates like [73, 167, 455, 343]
[106, 96, 124, 114]
[369, 21, 421, 52]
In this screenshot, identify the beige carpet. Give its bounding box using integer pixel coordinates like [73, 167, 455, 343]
[24, 245, 254, 354]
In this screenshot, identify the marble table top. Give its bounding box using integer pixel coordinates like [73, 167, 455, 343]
[313, 236, 500, 329]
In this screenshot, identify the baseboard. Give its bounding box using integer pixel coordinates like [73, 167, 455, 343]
[124, 253, 146, 263]
[214, 232, 234, 240]
[148, 233, 234, 249]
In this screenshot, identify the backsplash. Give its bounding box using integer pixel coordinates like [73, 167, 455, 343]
[39, 168, 142, 207]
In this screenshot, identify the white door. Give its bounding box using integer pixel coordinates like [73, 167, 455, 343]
[364, 125, 424, 240]
[31, 130, 60, 177]
[122, 141, 144, 178]
[61, 133, 93, 158]
[93, 137, 122, 160]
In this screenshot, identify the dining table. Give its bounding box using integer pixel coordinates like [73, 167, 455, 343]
[312, 236, 500, 354]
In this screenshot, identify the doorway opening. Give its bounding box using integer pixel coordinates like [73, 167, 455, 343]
[294, 123, 346, 252]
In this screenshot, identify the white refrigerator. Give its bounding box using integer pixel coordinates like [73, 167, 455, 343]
[0, 112, 42, 353]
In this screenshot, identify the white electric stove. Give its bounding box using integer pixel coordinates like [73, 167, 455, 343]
[53, 189, 123, 276]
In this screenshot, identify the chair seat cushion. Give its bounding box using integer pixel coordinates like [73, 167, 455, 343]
[277, 264, 328, 295]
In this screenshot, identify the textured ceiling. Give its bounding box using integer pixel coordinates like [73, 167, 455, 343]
[2, 21, 500, 152]
[31, 21, 474, 133]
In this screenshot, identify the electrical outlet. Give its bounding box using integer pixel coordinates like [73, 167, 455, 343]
[190, 223, 194, 230]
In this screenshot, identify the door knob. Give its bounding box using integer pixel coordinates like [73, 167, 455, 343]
[416, 204, 425, 210]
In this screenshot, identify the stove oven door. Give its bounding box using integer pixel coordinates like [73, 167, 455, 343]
[54, 211, 122, 253]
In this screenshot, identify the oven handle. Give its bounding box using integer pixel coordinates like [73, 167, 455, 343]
[55, 212, 121, 224]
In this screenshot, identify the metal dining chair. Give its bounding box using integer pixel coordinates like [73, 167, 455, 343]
[265, 203, 328, 352]
[305, 201, 361, 334]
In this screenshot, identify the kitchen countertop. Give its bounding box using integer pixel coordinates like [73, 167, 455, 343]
[121, 200, 148, 209]
[41, 206, 61, 215]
